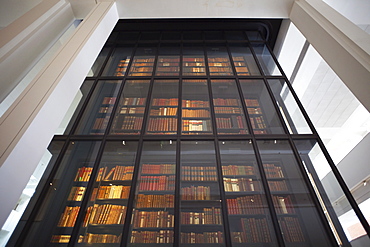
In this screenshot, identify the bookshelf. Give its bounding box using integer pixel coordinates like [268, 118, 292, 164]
[156, 56, 180, 76]
[182, 56, 206, 76]
[211, 80, 249, 135]
[146, 80, 179, 135]
[110, 80, 150, 135]
[232, 56, 251, 76]
[182, 79, 212, 135]
[245, 98, 268, 134]
[128, 56, 155, 77]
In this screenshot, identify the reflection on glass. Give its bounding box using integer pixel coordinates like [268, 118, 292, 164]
[294, 139, 362, 246]
[74, 80, 121, 135]
[110, 80, 150, 135]
[22, 141, 101, 246]
[182, 80, 212, 135]
[252, 44, 281, 76]
[246, 31, 263, 41]
[162, 32, 181, 41]
[146, 80, 179, 135]
[156, 45, 180, 76]
[219, 141, 278, 246]
[63, 80, 95, 135]
[239, 79, 285, 134]
[207, 46, 234, 76]
[229, 44, 260, 76]
[225, 31, 246, 40]
[211, 79, 249, 135]
[182, 45, 206, 76]
[102, 46, 134, 76]
[78, 141, 138, 246]
[88, 48, 110, 77]
[128, 47, 155, 76]
[180, 141, 226, 246]
[127, 141, 176, 246]
[268, 79, 312, 134]
[257, 140, 337, 246]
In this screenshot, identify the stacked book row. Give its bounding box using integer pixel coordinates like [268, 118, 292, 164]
[141, 164, 175, 174]
[74, 167, 93, 182]
[138, 175, 175, 191]
[132, 210, 174, 228]
[119, 116, 143, 130]
[96, 165, 134, 181]
[273, 196, 295, 214]
[182, 109, 210, 117]
[92, 117, 109, 130]
[263, 164, 284, 178]
[214, 107, 242, 114]
[250, 116, 266, 129]
[222, 165, 255, 176]
[181, 166, 217, 181]
[147, 118, 177, 132]
[67, 186, 86, 201]
[136, 194, 174, 208]
[279, 217, 305, 242]
[150, 107, 177, 116]
[181, 186, 211, 201]
[130, 230, 173, 243]
[182, 99, 209, 108]
[119, 107, 145, 114]
[79, 233, 121, 244]
[182, 120, 211, 132]
[216, 116, 245, 129]
[227, 195, 264, 215]
[152, 98, 178, 106]
[231, 217, 272, 243]
[180, 231, 224, 244]
[121, 97, 146, 106]
[223, 178, 260, 192]
[91, 185, 130, 200]
[58, 206, 80, 227]
[83, 204, 126, 226]
[181, 207, 221, 225]
[268, 180, 288, 191]
[213, 98, 239, 106]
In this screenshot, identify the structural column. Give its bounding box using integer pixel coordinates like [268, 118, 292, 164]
[290, 0, 370, 112]
[0, 1, 119, 228]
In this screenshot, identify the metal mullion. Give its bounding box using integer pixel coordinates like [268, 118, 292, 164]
[174, 137, 181, 247]
[251, 139, 286, 247]
[68, 139, 109, 247]
[287, 138, 341, 246]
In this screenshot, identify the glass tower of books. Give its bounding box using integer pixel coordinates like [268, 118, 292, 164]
[9, 20, 366, 247]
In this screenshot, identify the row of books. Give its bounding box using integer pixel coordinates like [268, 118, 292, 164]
[147, 118, 177, 132]
[182, 100, 209, 108]
[129, 72, 152, 77]
[250, 116, 267, 129]
[214, 107, 242, 114]
[117, 116, 143, 130]
[99, 106, 113, 114]
[102, 97, 117, 105]
[74, 167, 93, 182]
[208, 57, 229, 62]
[183, 57, 205, 62]
[156, 67, 180, 72]
[245, 99, 260, 107]
[158, 58, 179, 63]
[247, 107, 263, 114]
[183, 62, 205, 67]
[181, 186, 211, 201]
[158, 62, 179, 67]
[263, 164, 284, 178]
[273, 196, 295, 214]
[130, 67, 153, 73]
[216, 116, 246, 129]
[68, 187, 86, 201]
[268, 180, 288, 191]
[208, 62, 230, 67]
[222, 165, 255, 176]
[58, 206, 80, 227]
[119, 107, 145, 114]
[232, 217, 272, 243]
[181, 207, 221, 225]
[130, 62, 154, 67]
[133, 210, 174, 228]
[138, 175, 176, 191]
[223, 178, 260, 192]
[151, 98, 178, 106]
[83, 204, 126, 226]
[209, 67, 233, 73]
[180, 231, 224, 244]
[96, 165, 134, 181]
[121, 97, 146, 106]
[213, 98, 239, 106]
[182, 109, 210, 117]
[181, 166, 217, 181]
[182, 119, 211, 132]
[150, 107, 177, 116]
[136, 194, 174, 208]
[114, 59, 129, 76]
[227, 195, 265, 215]
[79, 233, 121, 244]
[50, 235, 70, 243]
[279, 217, 305, 242]
[235, 67, 250, 73]
[130, 230, 173, 243]
[91, 185, 130, 200]
[92, 117, 109, 130]
[141, 164, 175, 174]
[132, 58, 155, 63]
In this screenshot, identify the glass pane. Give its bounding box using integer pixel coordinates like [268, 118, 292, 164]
[267, 79, 313, 134]
[88, 48, 110, 77]
[211, 79, 249, 135]
[225, 31, 246, 40]
[182, 79, 212, 135]
[229, 44, 261, 76]
[23, 141, 101, 246]
[246, 31, 263, 41]
[252, 44, 282, 76]
[128, 47, 155, 77]
[207, 46, 234, 76]
[74, 80, 122, 135]
[183, 31, 202, 40]
[205, 31, 223, 40]
[63, 80, 95, 135]
[182, 44, 206, 76]
[257, 140, 336, 246]
[117, 32, 139, 44]
[162, 32, 181, 40]
[239, 79, 285, 134]
[180, 141, 226, 246]
[110, 80, 150, 135]
[156, 45, 180, 76]
[139, 32, 160, 41]
[146, 80, 179, 135]
[219, 140, 278, 246]
[294, 139, 366, 246]
[127, 141, 176, 246]
[102, 46, 134, 76]
[77, 141, 138, 246]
